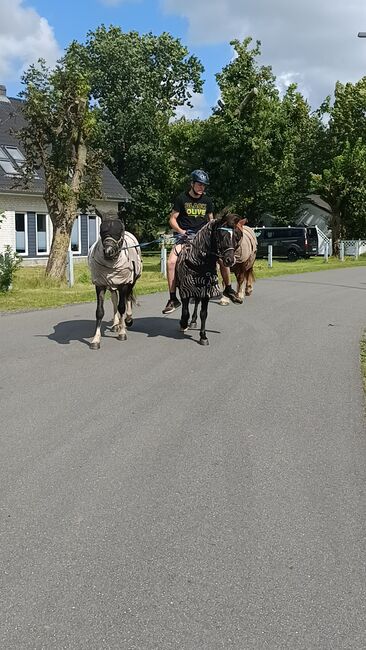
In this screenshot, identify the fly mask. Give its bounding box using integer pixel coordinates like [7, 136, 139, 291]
[100, 219, 125, 260]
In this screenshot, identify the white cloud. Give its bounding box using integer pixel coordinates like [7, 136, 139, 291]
[174, 92, 209, 120]
[162, 0, 366, 108]
[0, 0, 61, 82]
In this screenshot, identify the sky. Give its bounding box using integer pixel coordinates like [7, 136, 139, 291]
[1, 0, 366, 118]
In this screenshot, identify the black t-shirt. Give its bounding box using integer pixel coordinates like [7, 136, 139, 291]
[172, 191, 213, 233]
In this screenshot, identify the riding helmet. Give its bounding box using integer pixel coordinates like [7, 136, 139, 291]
[191, 169, 210, 185]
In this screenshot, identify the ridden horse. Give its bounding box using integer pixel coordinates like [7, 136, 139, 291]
[88, 218, 142, 350]
[220, 220, 257, 305]
[175, 213, 243, 346]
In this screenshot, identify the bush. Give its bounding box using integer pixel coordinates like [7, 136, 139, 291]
[0, 246, 22, 292]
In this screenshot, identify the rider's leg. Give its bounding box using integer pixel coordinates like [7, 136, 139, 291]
[219, 259, 241, 304]
[167, 245, 180, 294]
[162, 244, 182, 314]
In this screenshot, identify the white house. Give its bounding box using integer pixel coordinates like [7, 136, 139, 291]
[0, 85, 131, 265]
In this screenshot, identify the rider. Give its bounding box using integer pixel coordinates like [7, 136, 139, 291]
[162, 169, 239, 314]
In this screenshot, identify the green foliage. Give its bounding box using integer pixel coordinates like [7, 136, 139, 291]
[0, 246, 22, 292]
[19, 50, 103, 215]
[72, 25, 204, 238]
[18, 47, 104, 277]
[311, 78, 366, 240]
[169, 38, 321, 225]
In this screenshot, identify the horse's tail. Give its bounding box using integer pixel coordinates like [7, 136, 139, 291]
[248, 266, 255, 284]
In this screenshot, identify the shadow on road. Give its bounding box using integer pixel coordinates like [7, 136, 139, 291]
[39, 316, 220, 346]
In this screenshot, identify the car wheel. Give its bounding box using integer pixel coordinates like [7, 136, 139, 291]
[287, 248, 299, 261]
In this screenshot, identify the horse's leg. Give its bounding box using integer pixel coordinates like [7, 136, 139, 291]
[180, 297, 190, 332]
[219, 264, 230, 306]
[125, 287, 134, 328]
[116, 285, 128, 341]
[189, 298, 200, 328]
[245, 268, 255, 296]
[236, 267, 246, 303]
[110, 289, 120, 331]
[199, 297, 209, 346]
[91, 286, 105, 350]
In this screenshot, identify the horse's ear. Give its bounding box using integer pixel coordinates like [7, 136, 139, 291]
[236, 217, 248, 231]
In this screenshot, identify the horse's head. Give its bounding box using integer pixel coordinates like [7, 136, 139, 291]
[100, 218, 125, 259]
[214, 212, 245, 267]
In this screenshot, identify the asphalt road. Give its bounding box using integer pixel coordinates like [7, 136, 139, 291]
[1, 267, 366, 650]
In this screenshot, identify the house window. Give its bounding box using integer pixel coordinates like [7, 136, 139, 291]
[71, 217, 80, 253]
[36, 213, 48, 254]
[0, 145, 40, 178]
[88, 215, 98, 248]
[5, 146, 25, 162]
[0, 156, 20, 176]
[15, 212, 27, 255]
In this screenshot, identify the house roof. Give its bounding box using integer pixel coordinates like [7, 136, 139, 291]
[305, 194, 332, 214]
[0, 94, 131, 202]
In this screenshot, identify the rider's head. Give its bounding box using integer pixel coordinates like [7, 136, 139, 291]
[190, 169, 209, 197]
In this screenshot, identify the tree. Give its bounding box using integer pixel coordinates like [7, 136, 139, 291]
[73, 26, 204, 239]
[311, 79, 366, 249]
[169, 38, 320, 225]
[19, 46, 103, 279]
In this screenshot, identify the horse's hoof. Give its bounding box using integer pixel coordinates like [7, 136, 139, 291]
[126, 318, 133, 328]
[112, 325, 119, 332]
[245, 291, 252, 297]
[90, 342, 100, 350]
[189, 321, 197, 329]
[118, 334, 127, 341]
[219, 298, 230, 306]
[199, 338, 209, 346]
[236, 298, 244, 304]
[180, 326, 188, 332]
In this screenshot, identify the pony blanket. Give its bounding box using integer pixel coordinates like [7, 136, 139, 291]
[88, 232, 142, 288]
[176, 226, 221, 300]
[234, 225, 257, 270]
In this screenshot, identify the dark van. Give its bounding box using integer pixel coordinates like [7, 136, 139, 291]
[254, 226, 318, 261]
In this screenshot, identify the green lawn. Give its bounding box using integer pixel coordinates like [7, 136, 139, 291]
[1, 254, 366, 313]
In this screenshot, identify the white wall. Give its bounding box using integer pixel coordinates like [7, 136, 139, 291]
[0, 192, 120, 254]
[0, 210, 16, 251]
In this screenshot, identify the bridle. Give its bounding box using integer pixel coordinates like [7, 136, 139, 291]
[216, 226, 236, 259]
[102, 233, 124, 259]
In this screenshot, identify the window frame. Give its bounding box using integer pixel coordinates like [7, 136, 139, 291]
[15, 212, 28, 256]
[87, 214, 101, 249]
[35, 212, 50, 256]
[70, 216, 81, 254]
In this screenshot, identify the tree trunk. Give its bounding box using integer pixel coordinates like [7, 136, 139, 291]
[331, 208, 342, 258]
[45, 218, 74, 279]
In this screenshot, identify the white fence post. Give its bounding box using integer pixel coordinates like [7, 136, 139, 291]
[355, 240, 360, 260]
[66, 249, 74, 287]
[160, 239, 167, 278]
[324, 242, 329, 263]
[340, 241, 345, 261]
[268, 244, 273, 268]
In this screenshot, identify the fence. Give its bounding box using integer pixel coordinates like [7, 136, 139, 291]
[340, 240, 366, 257]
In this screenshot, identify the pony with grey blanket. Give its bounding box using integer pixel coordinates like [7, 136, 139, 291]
[175, 213, 242, 346]
[88, 218, 142, 350]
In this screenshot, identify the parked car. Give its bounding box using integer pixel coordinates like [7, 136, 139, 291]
[254, 226, 318, 261]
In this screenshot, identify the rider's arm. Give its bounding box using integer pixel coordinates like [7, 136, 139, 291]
[169, 210, 186, 236]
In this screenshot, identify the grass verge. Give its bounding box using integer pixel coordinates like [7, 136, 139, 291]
[1, 254, 366, 313]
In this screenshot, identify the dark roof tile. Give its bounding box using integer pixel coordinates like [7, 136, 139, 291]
[0, 96, 131, 201]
